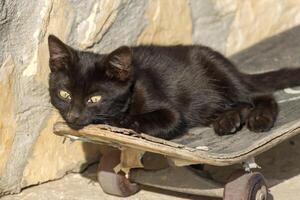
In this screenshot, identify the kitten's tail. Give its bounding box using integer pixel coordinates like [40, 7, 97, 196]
[243, 68, 300, 93]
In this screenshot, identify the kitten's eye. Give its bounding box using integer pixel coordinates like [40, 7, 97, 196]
[87, 95, 102, 104]
[58, 90, 71, 101]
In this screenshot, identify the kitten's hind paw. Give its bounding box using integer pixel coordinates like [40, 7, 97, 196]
[246, 108, 276, 132]
[213, 110, 243, 136]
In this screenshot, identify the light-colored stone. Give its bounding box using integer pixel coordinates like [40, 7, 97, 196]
[226, 0, 300, 55]
[75, 0, 121, 49]
[0, 56, 17, 177]
[190, 0, 300, 55]
[87, 0, 148, 53]
[189, 0, 237, 53]
[21, 114, 101, 187]
[138, 0, 192, 45]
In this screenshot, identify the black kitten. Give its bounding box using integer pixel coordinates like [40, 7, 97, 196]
[48, 35, 300, 139]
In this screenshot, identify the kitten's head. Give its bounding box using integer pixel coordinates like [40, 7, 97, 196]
[48, 35, 134, 129]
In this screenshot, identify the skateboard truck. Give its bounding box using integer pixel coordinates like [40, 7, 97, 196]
[242, 157, 261, 172]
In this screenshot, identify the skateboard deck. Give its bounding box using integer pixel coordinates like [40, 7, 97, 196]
[53, 95, 300, 166]
[53, 26, 300, 167]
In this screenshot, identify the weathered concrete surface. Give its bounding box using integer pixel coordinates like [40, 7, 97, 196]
[1, 165, 217, 200]
[2, 0, 300, 196]
[206, 134, 300, 200]
[3, 134, 300, 200]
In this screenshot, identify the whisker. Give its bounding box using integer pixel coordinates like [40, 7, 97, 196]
[95, 115, 110, 118]
[96, 114, 110, 117]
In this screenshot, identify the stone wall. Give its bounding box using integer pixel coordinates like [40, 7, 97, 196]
[1, 0, 300, 196]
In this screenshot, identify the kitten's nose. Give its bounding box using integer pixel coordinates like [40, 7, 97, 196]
[67, 110, 80, 123]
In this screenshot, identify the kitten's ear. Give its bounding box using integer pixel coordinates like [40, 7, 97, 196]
[105, 46, 133, 81]
[48, 35, 73, 72]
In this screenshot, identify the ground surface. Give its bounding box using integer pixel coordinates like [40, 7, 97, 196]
[2, 134, 300, 200]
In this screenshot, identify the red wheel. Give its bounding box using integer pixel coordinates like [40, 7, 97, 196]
[224, 171, 268, 200]
[97, 150, 140, 197]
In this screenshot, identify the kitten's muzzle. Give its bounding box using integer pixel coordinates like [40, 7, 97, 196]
[67, 122, 85, 130]
[66, 111, 80, 123]
[65, 110, 88, 130]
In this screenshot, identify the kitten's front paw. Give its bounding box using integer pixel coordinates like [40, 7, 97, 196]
[247, 108, 275, 132]
[120, 117, 140, 132]
[213, 111, 243, 136]
[129, 121, 140, 133]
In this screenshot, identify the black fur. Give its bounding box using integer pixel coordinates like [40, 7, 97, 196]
[48, 35, 300, 139]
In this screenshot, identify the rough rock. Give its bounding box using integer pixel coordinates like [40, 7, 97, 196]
[189, 0, 237, 53]
[137, 0, 192, 45]
[226, 0, 300, 55]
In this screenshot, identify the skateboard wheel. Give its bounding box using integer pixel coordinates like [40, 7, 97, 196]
[97, 150, 140, 197]
[224, 171, 268, 200]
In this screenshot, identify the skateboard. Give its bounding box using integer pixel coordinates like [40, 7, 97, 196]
[53, 91, 300, 199]
[53, 27, 300, 199]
